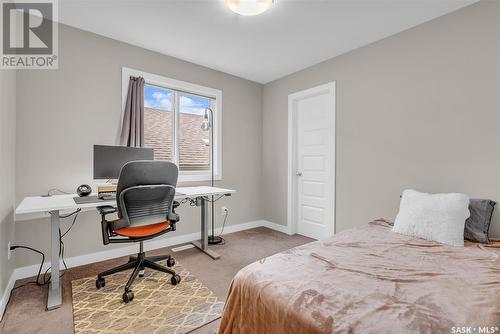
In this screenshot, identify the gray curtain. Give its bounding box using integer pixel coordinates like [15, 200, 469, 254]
[120, 76, 145, 147]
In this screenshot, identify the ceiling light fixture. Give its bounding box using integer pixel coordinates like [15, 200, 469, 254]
[225, 0, 274, 16]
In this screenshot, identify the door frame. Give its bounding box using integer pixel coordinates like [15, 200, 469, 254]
[287, 81, 336, 238]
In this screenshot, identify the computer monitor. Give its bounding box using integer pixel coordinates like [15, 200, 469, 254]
[93, 145, 154, 179]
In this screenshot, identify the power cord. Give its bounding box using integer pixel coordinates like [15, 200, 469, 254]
[218, 210, 229, 238]
[9, 246, 45, 288]
[206, 195, 226, 203]
[44, 209, 81, 283]
[185, 195, 226, 206]
[182, 197, 229, 244]
[208, 209, 229, 245]
[8, 187, 82, 308]
[10, 208, 81, 297]
[60, 209, 81, 237]
[6, 245, 46, 307]
[42, 188, 70, 197]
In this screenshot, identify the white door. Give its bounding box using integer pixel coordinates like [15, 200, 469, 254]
[289, 83, 335, 240]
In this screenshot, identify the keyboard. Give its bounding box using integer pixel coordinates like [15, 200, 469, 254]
[98, 192, 116, 200]
[73, 195, 115, 205]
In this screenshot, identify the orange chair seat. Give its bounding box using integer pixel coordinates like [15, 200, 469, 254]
[115, 221, 170, 238]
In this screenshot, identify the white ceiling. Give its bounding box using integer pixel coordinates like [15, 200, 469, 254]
[58, 0, 477, 84]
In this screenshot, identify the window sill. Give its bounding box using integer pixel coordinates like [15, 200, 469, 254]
[178, 174, 222, 184]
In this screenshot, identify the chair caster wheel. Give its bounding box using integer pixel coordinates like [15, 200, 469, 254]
[123, 291, 134, 303]
[139, 269, 145, 277]
[96, 277, 105, 289]
[171, 274, 181, 285]
[166, 258, 176, 267]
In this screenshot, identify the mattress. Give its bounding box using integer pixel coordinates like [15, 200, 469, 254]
[219, 220, 500, 334]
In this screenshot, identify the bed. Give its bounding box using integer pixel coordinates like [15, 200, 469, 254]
[219, 220, 500, 334]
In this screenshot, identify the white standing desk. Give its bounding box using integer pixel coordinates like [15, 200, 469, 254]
[15, 186, 235, 311]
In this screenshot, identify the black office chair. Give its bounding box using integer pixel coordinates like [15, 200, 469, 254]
[96, 160, 181, 303]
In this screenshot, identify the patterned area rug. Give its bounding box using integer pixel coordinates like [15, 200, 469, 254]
[71, 262, 224, 334]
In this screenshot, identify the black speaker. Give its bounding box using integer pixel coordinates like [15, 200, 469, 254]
[77, 184, 92, 197]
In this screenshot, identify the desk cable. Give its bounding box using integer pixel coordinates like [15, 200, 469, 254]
[44, 208, 81, 283]
[5, 244, 46, 310]
[216, 210, 229, 245]
[205, 195, 229, 243]
[42, 188, 71, 197]
[8, 208, 81, 304]
[182, 195, 229, 244]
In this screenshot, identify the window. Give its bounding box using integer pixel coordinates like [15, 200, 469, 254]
[178, 92, 211, 171]
[143, 85, 174, 162]
[122, 68, 222, 182]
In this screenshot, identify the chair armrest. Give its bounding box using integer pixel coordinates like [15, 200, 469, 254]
[169, 201, 180, 223]
[167, 200, 180, 231]
[97, 206, 117, 216]
[168, 213, 180, 223]
[97, 206, 117, 245]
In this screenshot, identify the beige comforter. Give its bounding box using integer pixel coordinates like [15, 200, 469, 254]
[219, 221, 500, 334]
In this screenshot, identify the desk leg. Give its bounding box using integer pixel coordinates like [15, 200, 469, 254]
[47, 210, 62, 310]
[191, 197, 220, 260]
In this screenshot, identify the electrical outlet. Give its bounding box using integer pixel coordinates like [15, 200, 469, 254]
[221, 206, 229, 216]
[7, 242, 11, 260]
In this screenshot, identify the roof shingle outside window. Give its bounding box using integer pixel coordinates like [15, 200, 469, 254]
[144, 107, 210, 171]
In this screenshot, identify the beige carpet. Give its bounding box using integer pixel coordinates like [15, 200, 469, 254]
[2, 227, 312, 334]
[71, 262, 224, 334]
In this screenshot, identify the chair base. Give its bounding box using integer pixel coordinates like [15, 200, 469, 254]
[96, 241, 179, 303]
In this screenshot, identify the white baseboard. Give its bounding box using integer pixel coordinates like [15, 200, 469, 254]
[0, 270, 17, 322]
[13, 230, 204, 281]
[261, 220, 293, 235]
[0, 219, 288, 320]
[14, 219, 266, 281]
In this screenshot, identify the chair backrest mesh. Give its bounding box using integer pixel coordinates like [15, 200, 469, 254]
[116, 160, 178, 227]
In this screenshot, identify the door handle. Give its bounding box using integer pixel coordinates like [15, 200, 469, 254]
[296, 172, 303, 176]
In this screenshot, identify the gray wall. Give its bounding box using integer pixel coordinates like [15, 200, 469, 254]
[13, 1, 499, 269]
[0, 69, 16, 302]
[262, 1, 500, 237]
[15, 24, 263, 267]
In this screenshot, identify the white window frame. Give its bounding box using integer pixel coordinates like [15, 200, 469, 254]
[121, 67, 222, 183]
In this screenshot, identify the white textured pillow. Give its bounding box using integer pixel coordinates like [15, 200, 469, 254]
[393, 189, 470, 247]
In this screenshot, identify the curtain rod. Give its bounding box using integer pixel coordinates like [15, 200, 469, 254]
[137, 78, 216, 100]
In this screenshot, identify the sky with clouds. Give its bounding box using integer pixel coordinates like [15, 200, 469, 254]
[144, 84, 210, 115]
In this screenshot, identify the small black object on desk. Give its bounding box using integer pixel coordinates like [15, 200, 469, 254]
[77, 184, 92, 197]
